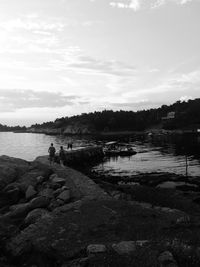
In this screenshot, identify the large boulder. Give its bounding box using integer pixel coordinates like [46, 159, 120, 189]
[57, 190, 70, 203]
[51, 177, 66, 186]
[112, 241, 136, 255]
[39, 188, 54, 199]
[158, 251, 178, 267]
[18, 171, 45, 192]
[36, 175, 45, 184]
[4, 187, 21, 204]
[24, 208, 50, 225]
[25, 185, 37, 200]
[5, 203, 31, 219]
[0, 156, 29, 190]
[30, 196, 50, 209]
[87, 244, 107, 255]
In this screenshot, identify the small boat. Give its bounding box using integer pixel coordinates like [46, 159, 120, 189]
[103, 141, 137, 157]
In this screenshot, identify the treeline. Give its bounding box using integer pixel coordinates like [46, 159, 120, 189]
[30, 98, 200, 132]
[0, 124, 26, 132]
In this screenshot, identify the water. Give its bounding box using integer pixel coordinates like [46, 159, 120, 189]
[0, 132, 96, 161]
[0, 132, 200, 177]
[94, 141, 200, 177]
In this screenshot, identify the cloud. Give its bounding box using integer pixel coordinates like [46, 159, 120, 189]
[180, 95, 193, 101]
[110, 0, 141, 11]
[0, 18, 64, 32]
[111, 99, 165, 110]
[0, 89, 78, 112]
[109, 0, 197, 11]
[49, 55, 136, 77]
[152, 0, 194, 8]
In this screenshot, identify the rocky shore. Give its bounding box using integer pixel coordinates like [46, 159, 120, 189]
[1, 148, 200, 266]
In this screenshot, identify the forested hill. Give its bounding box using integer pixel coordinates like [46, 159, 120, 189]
[0, 124, 26, 132]
[29, 98, 200, 133]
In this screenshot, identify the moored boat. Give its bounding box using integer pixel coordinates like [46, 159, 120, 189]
[103, 141, 137, 157]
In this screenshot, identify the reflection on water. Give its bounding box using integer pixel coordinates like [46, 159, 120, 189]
[93, 134, 200, 177]
[0, 132, 200, 177]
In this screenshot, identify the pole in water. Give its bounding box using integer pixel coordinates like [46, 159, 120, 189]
[185, 155, 188, 177]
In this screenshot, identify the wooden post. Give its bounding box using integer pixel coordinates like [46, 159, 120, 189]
[185, 155, 188, 177]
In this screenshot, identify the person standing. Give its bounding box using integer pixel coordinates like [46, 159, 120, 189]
[59, 146, 66, 166]
[48, 143, 56, 165]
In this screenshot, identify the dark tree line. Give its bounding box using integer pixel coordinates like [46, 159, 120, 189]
[28, 98, 200, 132]
[0, 124, 26, 132]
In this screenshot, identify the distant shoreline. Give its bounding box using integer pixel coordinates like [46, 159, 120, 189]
[1, 128, 199, 136]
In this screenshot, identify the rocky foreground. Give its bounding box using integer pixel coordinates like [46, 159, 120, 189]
[1, 149, 200, 266]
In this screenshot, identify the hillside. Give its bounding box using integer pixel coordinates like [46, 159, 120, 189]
[28, 98, 200, 134]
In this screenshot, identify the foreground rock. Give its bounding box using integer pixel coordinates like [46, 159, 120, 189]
[1, 154, 200, 266]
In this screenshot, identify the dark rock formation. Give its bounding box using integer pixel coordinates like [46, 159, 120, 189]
[0, 152, 200, 266]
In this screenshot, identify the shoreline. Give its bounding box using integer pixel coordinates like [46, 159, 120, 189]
[1, 150, 200, 266]
[1, 128, 199, 136]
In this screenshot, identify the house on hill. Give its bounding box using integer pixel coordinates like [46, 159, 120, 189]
[162, 111, 176, 121]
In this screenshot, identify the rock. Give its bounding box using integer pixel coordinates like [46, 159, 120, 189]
[62, 186, 69, 190]
[57, 199, 65, 206]
[30, 196, 50, 209]
[176, 215, 190, 225]
[39, 188, 54, 199]
[112, 241, 136, 255]
[25, 185, 37, 200]
[49, 173, 58, 181]
[57, 190, 70, 203]
[4, 183, 20, 192]
[19, 171, 44, 192]
[193, 197, 200, 205]
[53, 188, 63, 197]
[48, 199, 60, 211]
[52, 177, 66, 186]
[24, 208, 50, 225]
[158, 251, 177, 267]
[5, 187, 21, 204]
[53, 200, 82, 214]
[7, 203, 31, 218]
[36, 175, 45, 184]
[0, 156, 29, 190]
[87, 244, 107, 254]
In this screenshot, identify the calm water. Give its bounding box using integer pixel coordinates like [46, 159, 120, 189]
[1, 132, 200, 177]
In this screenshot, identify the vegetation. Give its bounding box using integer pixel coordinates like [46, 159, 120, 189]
[30, 98, 200, 132]
[0, 124, 26, 132]
[1, 99, 200, 132]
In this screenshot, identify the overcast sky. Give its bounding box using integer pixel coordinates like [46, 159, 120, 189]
[0, 0, 200, 126]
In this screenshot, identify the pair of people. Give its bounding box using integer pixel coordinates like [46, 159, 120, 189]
[48, 143, 66, 166]
[67, 142, 73, 150]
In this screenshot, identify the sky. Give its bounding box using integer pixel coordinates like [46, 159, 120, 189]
[0, 0, 200, 126]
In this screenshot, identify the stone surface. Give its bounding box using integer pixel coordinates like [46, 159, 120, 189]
[87, 244, 107, 254]
[4, 187, 21, 204]
[57, 190, 70, 203]
[6, 203, 31, 218]
[158, 251, 177, 266]
[25, 185, 37, 200]
[112, 241, 136, 255]
[49, 173, 58, 181]
[0, 156, 29, 190]
[30, 196, 50, 209]
[39, 188, 54, 199]
[24, 208, 50, 225]
[56, 199, 65, 206]
[53, 188, 63, 197]
[36, 175, 45, 184]
[52, 177, 66, 186]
